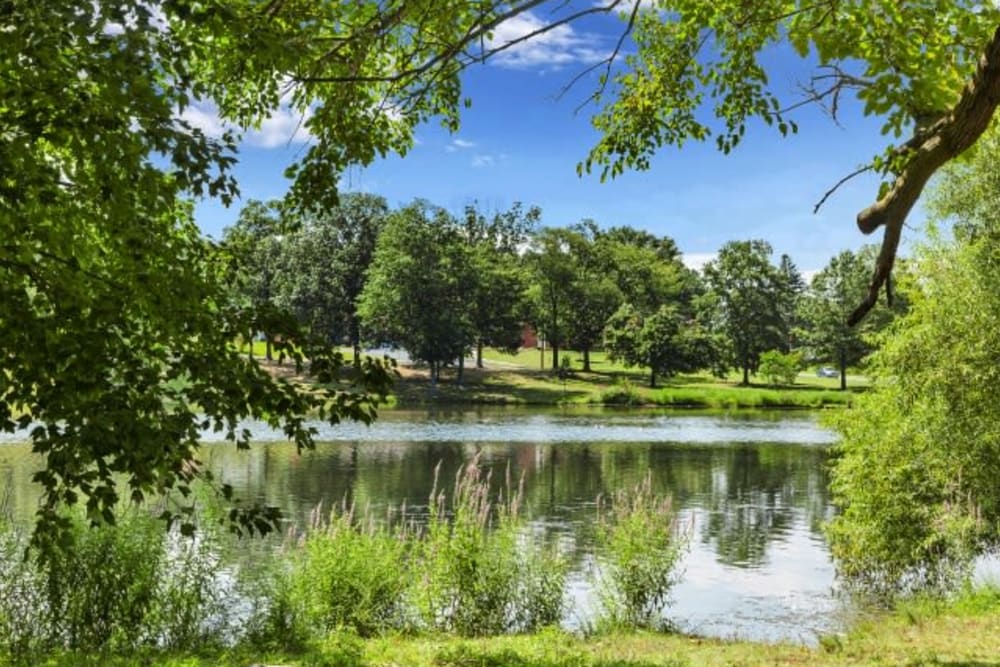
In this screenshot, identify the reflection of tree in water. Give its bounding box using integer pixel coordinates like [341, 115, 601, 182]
[0, 428, 833, 568]
[698, 444, 830, 567]
[181, 437, 835, 569]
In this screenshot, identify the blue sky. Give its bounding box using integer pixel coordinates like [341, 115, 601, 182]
[191, 6, 917, 277]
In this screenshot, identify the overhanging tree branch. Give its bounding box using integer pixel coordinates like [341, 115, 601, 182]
[850, 23, 1000, 325]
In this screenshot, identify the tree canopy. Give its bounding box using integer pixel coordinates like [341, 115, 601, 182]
[703, 241, 787, 385]
[583, 1, 1000, 322]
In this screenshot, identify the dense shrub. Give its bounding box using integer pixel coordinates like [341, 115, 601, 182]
[598, 379, 642, 406]
[827, 228, 1000, 598]
[414, 461, 568, 636]
[0, 510, 229, 659]
[288, 504, 410, 637]
[592, 476, 687, 630]
[758, 350, 802, 386]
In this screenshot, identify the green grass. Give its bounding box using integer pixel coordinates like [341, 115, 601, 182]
[26, 585, 1000, 666]
[388, 348, 864, 409]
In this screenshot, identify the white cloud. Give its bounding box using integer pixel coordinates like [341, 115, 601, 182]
[488, 12, 607, 70]
[681, 252, 716, 272]
[177, 100, 313, 148]
[179, 103, 227, 138]
[250, 106, 313, 148]
[446, 138, 476, 152]
[471, 154, 496, 168]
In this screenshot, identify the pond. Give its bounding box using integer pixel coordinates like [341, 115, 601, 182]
[0, 408, 843, 644]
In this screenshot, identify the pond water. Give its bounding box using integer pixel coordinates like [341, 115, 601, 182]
[0, 409, 844, 644]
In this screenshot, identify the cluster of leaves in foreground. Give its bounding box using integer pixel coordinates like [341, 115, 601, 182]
[1, 1, 413, 553]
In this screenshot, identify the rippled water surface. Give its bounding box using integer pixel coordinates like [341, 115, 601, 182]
[0, 408, 843, 643]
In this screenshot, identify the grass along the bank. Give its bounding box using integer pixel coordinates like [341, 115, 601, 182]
[385, 348, 862, 409]
[24, 585, 1000, 666]
[245, 342, 864, 409]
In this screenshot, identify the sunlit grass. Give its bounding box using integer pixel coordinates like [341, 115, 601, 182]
[33, 586, 1000, 666]
[388, 347, 864, 408]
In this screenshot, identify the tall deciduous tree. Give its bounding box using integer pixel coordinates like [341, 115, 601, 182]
[461, 203, 539, 369]
[596, 230, 693, 317]
[561, 225, 624, 372]
[525, 227, 581, 371]
[223, 200, 286, 361]
[703, 240, 785, 385]
[358, 202, 472, 383]
[798, 246, 897, 390]
[276, 194, 388, 368]
[603, 303, 709, 388]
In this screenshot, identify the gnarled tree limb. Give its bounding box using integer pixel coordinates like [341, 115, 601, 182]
[850, 23, 1000, 325]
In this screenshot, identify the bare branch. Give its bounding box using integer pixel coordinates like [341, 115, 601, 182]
[294, 1, 626, 87]
[556, 0, 641, 112]
[814, 164, 874, 214]
[782, 64, 873, 122]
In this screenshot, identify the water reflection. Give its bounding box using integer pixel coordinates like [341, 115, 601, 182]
[0, 410, 838, 643]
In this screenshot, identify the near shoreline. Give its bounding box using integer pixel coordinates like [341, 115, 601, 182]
[35, 586, 1000, 666]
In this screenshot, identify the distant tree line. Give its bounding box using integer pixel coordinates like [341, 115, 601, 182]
[224, 195, 903, 389]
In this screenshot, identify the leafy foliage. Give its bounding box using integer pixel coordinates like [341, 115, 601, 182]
[758, 350, 801, 386]
[1, 1, 414, 550]
[525, 228, 583, 371]
[603, 303, 711, 388]
[828, 131, 1000, 595]
[703, 240, 788, 385]
[593, 476, 686, 631]
[461, 203, 540, 367]
[271, 194, 389, 362]
[584, 1, 1000, 180]
[797, 246, 899, 389]
[0, 510, 230, 657]
[358, 201, 473, 381]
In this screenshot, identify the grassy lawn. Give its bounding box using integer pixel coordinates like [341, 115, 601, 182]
[30, 587, 1000, 666]
[242, 343, 866, 409]
[385, 347, 865, 409]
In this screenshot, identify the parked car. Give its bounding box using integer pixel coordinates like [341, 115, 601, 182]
[816, 366, 838, 378]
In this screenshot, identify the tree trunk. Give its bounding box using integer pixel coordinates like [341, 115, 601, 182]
[351, 320, 362, 372]
[649, 367, 657, 389]
[457, 353, 464, 384]
[839, 350, 848, 392]
[583, 347, 591, 372]
[742, 360, 750, 386]
[851, 24, 1000, 324]
[265, 337, 272, 362]
[476, 340, 484, 369]
[551, 343, 559, 371]
[248, 331, 254, 361]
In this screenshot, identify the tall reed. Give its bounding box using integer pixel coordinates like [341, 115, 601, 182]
[592, 474, 688, 630]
